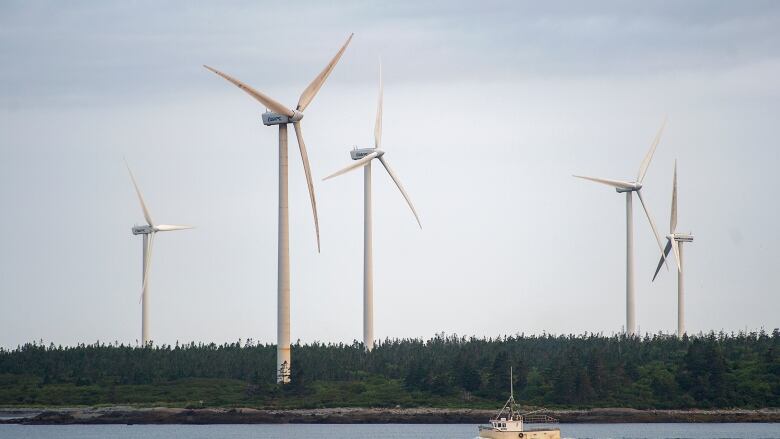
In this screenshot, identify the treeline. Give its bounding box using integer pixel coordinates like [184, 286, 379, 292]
[1, 331, 778, 408]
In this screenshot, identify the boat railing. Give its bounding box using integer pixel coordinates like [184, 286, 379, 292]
[521, 413, 558, 424]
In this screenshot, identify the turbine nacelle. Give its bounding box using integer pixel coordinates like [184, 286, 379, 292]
[132, 225, 154, 235]
[615, 182, 642, 193]
[261, 109, 304, 126]
[351, 147, 384, 160]
[673, 233, 694, 242]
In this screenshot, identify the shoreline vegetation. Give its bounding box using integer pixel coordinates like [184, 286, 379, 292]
[1, 332, 778, 422]
[2, 406, 779, 424]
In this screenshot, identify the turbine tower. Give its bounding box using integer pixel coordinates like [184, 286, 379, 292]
[126, 162, 193, 346]
[323, 64, 420, 351]
[204, 34, 352, 382]
[574, 118, 668, 336]
[652, 161, 693, 337]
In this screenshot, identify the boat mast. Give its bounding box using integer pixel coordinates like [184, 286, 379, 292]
[510, 366, 515, 419]
[494, 366, 520, 421]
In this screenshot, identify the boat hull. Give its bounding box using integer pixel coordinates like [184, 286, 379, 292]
[478, 428, 560, 439]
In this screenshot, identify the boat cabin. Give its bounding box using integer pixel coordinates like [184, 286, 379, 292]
[489, 417, 523, 432]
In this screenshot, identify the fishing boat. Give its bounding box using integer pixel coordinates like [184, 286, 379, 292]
[477, 368, 560, 439]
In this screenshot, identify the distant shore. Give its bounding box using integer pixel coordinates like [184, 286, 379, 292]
[1, 407, 779, 424]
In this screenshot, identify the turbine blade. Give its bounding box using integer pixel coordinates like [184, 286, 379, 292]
[636, 189, 668, 269]
[140, 233, 155, 303]
[293, 122, 321, 252]
[652, 239, 673, 281]
[572, 175, 634, 190]
[125, 160, 154, 226]
[374, 61, 383, 149]
[155, 224, 194, 232]
[637, 116, 667, 183]
[671, 238, 682, 272]
[322, 152, 378, 181]
[378, 156, 421, 228]
[297, 33, 354, 112]
[670, 160, 678, 233]
[203, 65, 294, 117]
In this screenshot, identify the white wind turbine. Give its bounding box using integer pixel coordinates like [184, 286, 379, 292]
[652, 161, 693, 337]
[574, 119, 668, 336]
[126, 162, 193, 346]
[323, 64, 421, 351]
[204, 34, 352, 382]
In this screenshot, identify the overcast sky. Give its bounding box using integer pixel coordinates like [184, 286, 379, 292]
[1, 1, 778, 348]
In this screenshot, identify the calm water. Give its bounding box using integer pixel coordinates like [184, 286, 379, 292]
[0, 423, 778, 439]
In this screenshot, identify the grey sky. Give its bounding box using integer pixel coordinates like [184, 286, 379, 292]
[0, 1, 778, 348]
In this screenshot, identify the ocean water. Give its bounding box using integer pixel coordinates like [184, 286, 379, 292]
[0, 423, 778, 439]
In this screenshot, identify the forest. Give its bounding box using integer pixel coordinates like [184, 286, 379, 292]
[0, 331, 778, 409]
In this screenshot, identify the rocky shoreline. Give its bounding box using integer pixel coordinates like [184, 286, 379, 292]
[1, 407, 779, 424]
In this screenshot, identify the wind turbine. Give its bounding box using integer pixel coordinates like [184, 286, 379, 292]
[574, 118, 668, 336]
[323, 64, 420, 351]
[204, 34, 352, 382]
[652, 161, 693, 337]
[126, 162, 193, 346]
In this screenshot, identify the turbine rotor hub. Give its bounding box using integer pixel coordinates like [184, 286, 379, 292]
[290, 109, 304, 122]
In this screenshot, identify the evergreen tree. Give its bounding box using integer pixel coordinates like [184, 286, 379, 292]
[0, 331, 776, 408]
[487, 351, 510, 399]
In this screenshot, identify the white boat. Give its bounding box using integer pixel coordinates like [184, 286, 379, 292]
[477, 368, 560, 439]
